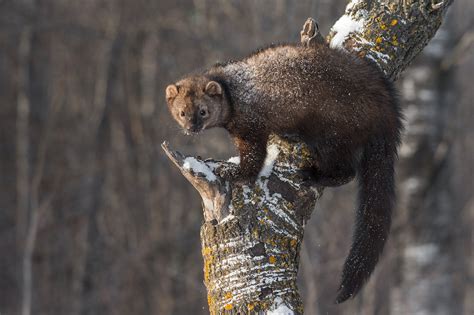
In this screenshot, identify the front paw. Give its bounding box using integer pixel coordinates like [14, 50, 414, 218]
[216, 164, 255, 185]
[216, 163, 240, 180]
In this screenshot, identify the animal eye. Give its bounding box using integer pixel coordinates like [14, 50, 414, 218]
[180, 111, 185, 117]
[199, 109, 207, 116]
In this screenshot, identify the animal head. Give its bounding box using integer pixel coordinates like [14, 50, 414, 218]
[165, 76, 230, 134]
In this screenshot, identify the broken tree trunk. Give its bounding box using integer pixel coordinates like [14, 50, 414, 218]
[162, 1, 453, 313]
[162, 136, 320, 314]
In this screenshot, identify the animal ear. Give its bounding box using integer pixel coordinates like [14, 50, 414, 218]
[205, 81, 222, 96]
[165, 84, 178, 101]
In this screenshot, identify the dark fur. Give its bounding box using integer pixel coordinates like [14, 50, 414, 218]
[166, 42, 403, 303]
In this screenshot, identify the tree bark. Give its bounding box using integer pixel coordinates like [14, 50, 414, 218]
[163, 1, 453, 313]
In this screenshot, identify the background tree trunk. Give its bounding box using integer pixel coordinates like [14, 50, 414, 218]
[389, 8, 472, 315]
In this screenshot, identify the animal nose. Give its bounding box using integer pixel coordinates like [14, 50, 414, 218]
[187, 115, 197, 125]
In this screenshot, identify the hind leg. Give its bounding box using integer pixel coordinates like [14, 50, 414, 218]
[312, 161, 355, 187]
[302, 147, 356, 187]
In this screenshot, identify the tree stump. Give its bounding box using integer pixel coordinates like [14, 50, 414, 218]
[163, 136, 321, 314]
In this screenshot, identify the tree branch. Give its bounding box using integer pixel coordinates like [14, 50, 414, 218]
[328, 0, 453, 80]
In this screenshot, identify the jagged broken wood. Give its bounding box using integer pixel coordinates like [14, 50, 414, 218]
[162, 1, 453, 313]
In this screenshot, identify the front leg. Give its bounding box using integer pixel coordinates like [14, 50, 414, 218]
[219, 134, 269, 183]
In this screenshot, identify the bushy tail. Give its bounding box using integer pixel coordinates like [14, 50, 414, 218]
[335, 137, 397, 304]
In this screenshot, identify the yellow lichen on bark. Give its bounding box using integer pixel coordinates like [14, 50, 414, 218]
[269, 256, 277, 264]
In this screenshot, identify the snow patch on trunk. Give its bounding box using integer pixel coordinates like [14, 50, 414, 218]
[259, 144, 280, 177]
[183, 157, 217, 181]
[267, 297, 294, 315]
[227, 156, 241, 164]
[330, 14, 364, 49]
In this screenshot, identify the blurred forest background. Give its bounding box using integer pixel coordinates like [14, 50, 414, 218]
[0, 0, 472, 314]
